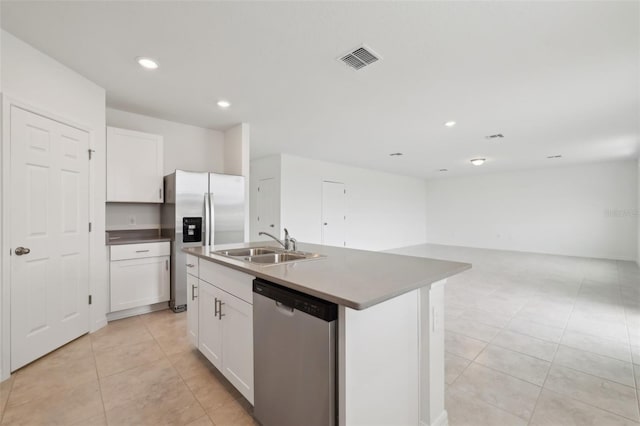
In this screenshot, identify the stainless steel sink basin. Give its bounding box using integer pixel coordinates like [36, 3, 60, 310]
[246, 253, 307, 264]
[216, 247, 278, 257]
[214, 246, 325, 265]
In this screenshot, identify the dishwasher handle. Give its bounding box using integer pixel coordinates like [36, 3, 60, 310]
[275, 301, 295, 316]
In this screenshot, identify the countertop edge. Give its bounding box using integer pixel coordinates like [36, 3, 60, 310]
[184, 247, 471, 310]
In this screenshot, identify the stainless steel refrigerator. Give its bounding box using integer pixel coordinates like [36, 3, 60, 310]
[161, 170, 246, 312]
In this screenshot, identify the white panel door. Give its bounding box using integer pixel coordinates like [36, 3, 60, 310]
[10, 106, 90, 371]
[256, 178, 277, 235]
[198, 280, 223, 369]
[221, 293, 254, 404]
[321, 181, 346, 247]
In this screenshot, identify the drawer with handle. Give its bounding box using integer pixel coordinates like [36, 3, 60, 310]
[186, 254, 199, 277]
[110, 241, 170, 261]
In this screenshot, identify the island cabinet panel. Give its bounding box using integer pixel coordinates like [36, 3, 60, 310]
[190, 260, 255, 404]
[221, 291, 254, 403]
[199, 261, 253, 304]
[198, 280, 223, 369]
[186, 273, 199, 347]
[339, 289, 420, 426]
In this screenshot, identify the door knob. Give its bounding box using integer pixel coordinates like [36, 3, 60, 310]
[270, 224, 275, 228]
[15, 247, 31, 256]
[324, 222, 328, 226]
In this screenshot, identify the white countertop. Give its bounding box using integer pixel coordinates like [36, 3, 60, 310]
[184, 242, 471, 310]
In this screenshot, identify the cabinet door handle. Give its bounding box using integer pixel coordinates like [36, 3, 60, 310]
[218, 301, 225, 320]
[191, 284, 197, 300]
[135, 250, 150, 253]
[159, 188, 162, 199]
[186, 263, 195, 268]
[165, 259, 169, 270]
[214, 297, 219, 316]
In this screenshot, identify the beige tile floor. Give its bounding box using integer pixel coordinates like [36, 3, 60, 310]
[0, 310, 256, 426]
[390, 244, 640, 426]
[1, 243, 638, 425]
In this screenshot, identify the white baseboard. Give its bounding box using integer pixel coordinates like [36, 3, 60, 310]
[106, 302, 169, 322]
[421, 410, 448, 426]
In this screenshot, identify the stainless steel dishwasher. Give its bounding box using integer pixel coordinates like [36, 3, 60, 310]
[253, 278, 338, 426]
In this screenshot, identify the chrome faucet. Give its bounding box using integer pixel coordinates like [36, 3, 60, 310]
[259, 228, 297, 251]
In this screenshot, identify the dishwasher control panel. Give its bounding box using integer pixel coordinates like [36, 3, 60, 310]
[253, 278, 337, 322]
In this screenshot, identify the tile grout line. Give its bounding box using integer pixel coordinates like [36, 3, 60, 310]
[618, 261, 640, 419]
[141, 312, 218, 425]
[0, 376, 15, 425]
[90, 331, 109, 424]
[525, 272, 583, 426]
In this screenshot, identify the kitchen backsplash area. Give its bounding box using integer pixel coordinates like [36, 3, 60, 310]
[106, 203, 161, 231]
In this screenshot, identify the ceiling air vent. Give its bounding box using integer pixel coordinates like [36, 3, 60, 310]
[339, 45, 381, 70]
[485, 134, 504, 140]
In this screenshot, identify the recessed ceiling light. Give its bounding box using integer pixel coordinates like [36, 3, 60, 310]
[546, 155, 563, 159]
[389, 152, 403, 157]
[444, 121, 456, 127]
[470, 158, 486, 166]
[439, 169, 448, 172]
[136, 57, 159, 70]
[217, 100, 231, 109]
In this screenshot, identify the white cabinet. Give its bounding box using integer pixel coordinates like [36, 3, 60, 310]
[109, 242, 170, 312]
[106, 126, 164, 203]
[198, 280, 223, 369]
[191, 259, 254, 404]
[186, 273, 199, 347]
[220, 291, 254, 400]
[186, 254, 199, 347]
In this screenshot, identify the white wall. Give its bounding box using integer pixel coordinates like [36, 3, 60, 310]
[105, 108, 226, 230]
[257, 154, 428, 251]
[224, 123, 251, 242]
[106, 108, 224, 175]
[1, 30, 107, 380]
[637, 158, 640, 266]
[425, 160, 638, 261]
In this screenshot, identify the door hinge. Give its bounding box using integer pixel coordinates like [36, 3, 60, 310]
[89, 222, 92, 232]
[88, 149, 95, 160]
[88, 295, 92, 305]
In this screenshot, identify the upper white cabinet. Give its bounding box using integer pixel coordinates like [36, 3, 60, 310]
[107, 126, 164, 203]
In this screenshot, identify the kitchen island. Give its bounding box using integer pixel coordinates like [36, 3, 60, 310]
[184, 242, 470, 426]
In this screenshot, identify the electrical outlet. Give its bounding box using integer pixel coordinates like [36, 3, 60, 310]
[129, 215, 136, 225]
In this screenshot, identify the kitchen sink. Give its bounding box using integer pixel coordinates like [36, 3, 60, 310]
[246, 253, 307, 264]
[216, 247, 278, 257]
[214, 246, 325, 265]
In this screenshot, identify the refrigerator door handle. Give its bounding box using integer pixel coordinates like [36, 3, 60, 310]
[209, 193, 215, 246]
[204, 192, 210, 247]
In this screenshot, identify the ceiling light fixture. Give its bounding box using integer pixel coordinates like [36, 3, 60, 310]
[444, 121, 456, 127]
[389, 152, 403, 157]
[546, 155, 563, 159]
[217, 100, 231, 109]
[136, 57, 159, 70]
[470, 158, 486, 166]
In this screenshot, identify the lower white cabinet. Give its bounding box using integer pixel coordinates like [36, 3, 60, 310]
[198, 280, 223, 369]
[186, 273, 199, 347]
[190, 259, 254, 404]
[109, 242, 170, 312]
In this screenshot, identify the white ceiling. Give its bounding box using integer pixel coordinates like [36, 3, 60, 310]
[2, 1, 638, 178]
